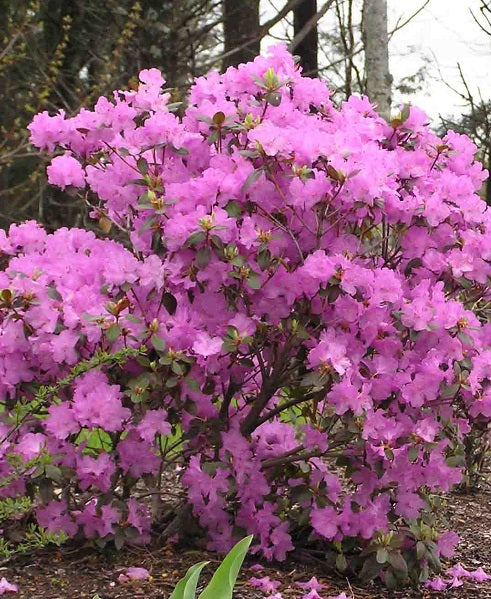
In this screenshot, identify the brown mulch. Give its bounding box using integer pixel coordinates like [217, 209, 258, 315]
[1, 490, 491, 599]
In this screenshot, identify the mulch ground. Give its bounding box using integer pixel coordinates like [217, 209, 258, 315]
[1, 488, 491, 599]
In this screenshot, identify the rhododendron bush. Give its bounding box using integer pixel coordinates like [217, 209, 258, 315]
[1, 44, 491, 586]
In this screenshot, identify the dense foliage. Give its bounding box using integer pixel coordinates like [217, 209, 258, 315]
[1, 45, 490, 587]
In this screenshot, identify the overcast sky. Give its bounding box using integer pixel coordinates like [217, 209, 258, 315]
[263, 0, 491, 122]
[389, 0, 491, 120]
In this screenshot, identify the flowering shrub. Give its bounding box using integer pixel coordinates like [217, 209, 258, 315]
[1, 45, 491, 585]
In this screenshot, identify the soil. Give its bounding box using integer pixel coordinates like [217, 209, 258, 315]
[1, 488, 491, 599]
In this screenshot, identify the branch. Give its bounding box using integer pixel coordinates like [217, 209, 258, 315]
[470, 6, 491, 36]
[388, 1, 431, 41]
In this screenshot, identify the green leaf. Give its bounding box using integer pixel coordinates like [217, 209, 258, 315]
[196, 246, 212, 269]
[137, 157, 149, 175]
[336, 553, 347, 572]
[247, 273, 261, 289]
[416, 541, 427, 560]
[265, 91, 282, 107]
[45, 465, 62, 483]
[408, 446, 419, 463]
[376, 548, 389, 564]
[385, 569, 397, 590]
[257, 248, 271, 271]
[457, 331, 474, 347]
[114, 528, 125, 550]
[440, 383, 460, 399]
[388, 552, 408, 577]
[225, 200, 242, 218]
[241, 169, 263, 193]
[47, 286, 63, 301]
[105, 324, 121, 343]
[359, 555, 383, 581]
[400, 104, 411, 123]
[198, 535, 253, 599]
[446, 454, 465, 468]
[170, 144, 189, 155]
[185, 231, 206, 247]
[169, 561, 209, 599]
[162, 292, 177, 315]
[195, 114, 214, 124]
[250, 74, 268, 90]
[150, 334, 166, 352]
[171, 361, 184, 376]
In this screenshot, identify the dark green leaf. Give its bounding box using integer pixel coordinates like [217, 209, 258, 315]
[388, 552, 408, 576]
[185, 231, 206, 247]
[150, 334, 166, 352]
[225, 200, 242, 218]
[265, 91, 282, 107]
[257, 248, 271, 271]
[105, 324, 121, 342]
[247, 273, 261, 289]
[171, 361, 184, 376]
[336, 553, 347, 572]
[162, 292, 177, 315]
[385, 569, 397, 590]
[241, 169, 263, 192]
[457, 331, 474, 347]
[137, 157, 149, 175]
[196, 246, 212, 269]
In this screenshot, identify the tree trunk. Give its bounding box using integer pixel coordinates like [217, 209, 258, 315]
[223, 0, 260, 69]
[362, 0, 391, 117]
[293, 0, 318, 76]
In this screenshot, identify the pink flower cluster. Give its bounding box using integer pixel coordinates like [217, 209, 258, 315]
[425, 564, 489, 590]
[0, 44, 489, 583]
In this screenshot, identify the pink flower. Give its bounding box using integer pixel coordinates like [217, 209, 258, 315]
[0, 578, 18, 595]
[296, 577, 325, 591]
[45, 403, 79, 440]
[250, 564, 264, 571]
[424, 577, 448, 591]
[47, 154, 86, 190]
[36, 500, 78, 537]
[311, 506, 338, 540]
[469, 567, 490, 582]
[308, 330, 351, 376]
[249, 576, 281, 594]
[449, 577, 464, 588]
[446, 563, 470, 578]
[301, 590, 322, 599]
[118, 567, 151, 583]
[72, 371, 130, 432]
[192, 332, 223, 357]
[437, 531, 460, 558]
[136, 409, 171, 442]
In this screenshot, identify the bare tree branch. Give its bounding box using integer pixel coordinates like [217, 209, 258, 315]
[388, 0, 431, 41]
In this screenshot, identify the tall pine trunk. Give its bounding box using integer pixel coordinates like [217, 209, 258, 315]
[223, 0, 260, 69]
[293, 0, 318, 77]
[362, 0, 391, 117]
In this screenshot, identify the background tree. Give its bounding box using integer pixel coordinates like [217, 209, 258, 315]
[222, 0, 260, 69]
[0, 0, 435, 230]
[0, 0, 219, 231]
[361, 0, 391, 116]
[293, 0, 318, 76]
